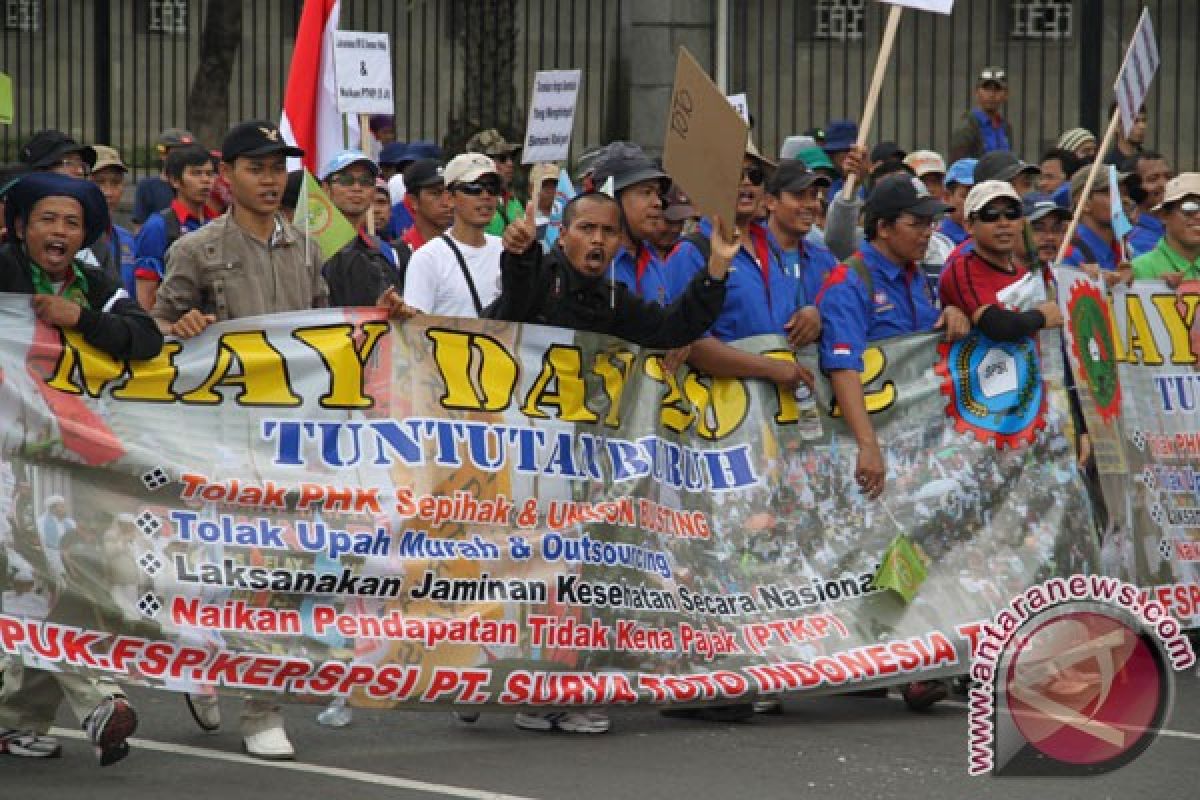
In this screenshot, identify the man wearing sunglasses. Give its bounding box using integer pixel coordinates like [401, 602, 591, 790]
[939, 180, 1063, 338]
[664, 145, 815, 396]
[949, 67, 1013, 163]
[1133, 174, 1200, 285]
[320, 150, 404, 307]
[403, 153, 504, 318]
[466, 128, 525, 237]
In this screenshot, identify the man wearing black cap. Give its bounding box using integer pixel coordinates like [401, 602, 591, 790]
[869, 142, 907, 173]
[0, 172, 161, 768]
[765, 162, 838, 324]
[396, 158, 453, 256]
[151, 120, 409, 759]
[19, 130, 97, 180]
[589, 142, 674, 304]
[816, 174, 968, 500]
[949, 67, 1013, 162]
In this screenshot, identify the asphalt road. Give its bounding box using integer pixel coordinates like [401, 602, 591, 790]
[4, 668, 1198, 800]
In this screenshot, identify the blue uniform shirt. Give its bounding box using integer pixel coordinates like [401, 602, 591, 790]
[388, 201, 415, 240]
[772, 230, 839, 308]
[938, 217, 969, 246]
[133, 200, 209, 284]
[109, 224, 137, 297]
[612, 241, 671, 306]
[1128, 213, 1165, 257]
[665, 219, 802, 342]
[815, 241, 941, 372]
[1062, 221, 1121, 271]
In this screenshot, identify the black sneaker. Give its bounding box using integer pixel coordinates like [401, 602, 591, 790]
[82, 695, 137, 766]
[901, 680, 947, 711]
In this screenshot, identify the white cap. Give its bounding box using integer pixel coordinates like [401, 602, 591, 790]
[443, 153, 499, 186]
[1154, 173, 1200, 212]
[904, 149, 947, 178]
[964, 180, 1022, 218]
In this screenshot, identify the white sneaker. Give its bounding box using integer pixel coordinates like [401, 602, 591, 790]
[185, 693, 221, 733]
[514, 711, 609, 734]
[0, 729, 62, 758]
[241, 710, 295, 760]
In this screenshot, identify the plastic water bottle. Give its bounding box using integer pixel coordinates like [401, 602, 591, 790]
[795, 382, 823, 441]
[317, 697, 353, 727]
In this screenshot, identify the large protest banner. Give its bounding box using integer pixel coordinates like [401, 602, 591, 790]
[1058, 269, 1200, 626]
[0, 298, 1103, 709]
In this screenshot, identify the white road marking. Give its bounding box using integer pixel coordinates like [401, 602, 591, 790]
[938, 700, 1200, 741]
[49, 727, 539, 800]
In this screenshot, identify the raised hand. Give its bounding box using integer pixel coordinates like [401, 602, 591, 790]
[502, 197, 539, 254]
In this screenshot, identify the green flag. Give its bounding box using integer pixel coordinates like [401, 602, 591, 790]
[0, 72, 13, 125]
[874, 533, 928, 603]
[297, 170, 356, 263]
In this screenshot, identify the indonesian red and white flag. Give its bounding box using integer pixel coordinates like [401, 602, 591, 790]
[280, 0, 356, 174]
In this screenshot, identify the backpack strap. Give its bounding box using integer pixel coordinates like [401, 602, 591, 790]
[844, 253, 874, 295]
[440, 234, 485, 316]
[161, 207, 182, 248]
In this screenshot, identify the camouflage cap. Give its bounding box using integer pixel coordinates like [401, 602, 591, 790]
[465, 128, 521, 156]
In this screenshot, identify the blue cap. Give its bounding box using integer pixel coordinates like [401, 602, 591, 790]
[823, 119, 858, 153]
[378, 142, 410, 165]
[1022, 191, 1070, 222]
[319, 150, 378, 181]
[406, 140, 442, 160]
[945, 158, 978, 187]
[5, 172, 110, 248]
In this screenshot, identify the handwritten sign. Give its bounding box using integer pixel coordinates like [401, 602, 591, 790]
[333, 31, 394, 114]
[521, 69, 582, 164]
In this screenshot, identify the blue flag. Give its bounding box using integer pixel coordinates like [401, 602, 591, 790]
[1109, 164, 1133, 242]
[543, 170, 576, 249]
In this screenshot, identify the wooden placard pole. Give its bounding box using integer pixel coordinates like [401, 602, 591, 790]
[1053, 109, 1121, 267]
[840, 3, 904, 201]
[360, 112, 376, 235]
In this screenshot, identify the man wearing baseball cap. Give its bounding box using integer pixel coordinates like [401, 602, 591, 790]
[816, 174, 968, 505]
[949, 67, 1013, 162]
[939, 180, 1062, 339]
[465, 128, 524, 235]
[1132, 173, 1200, 284]
[154, 121, 410, 759]
[88, 145, 137, 291]
[403, 152, 505, 318]
[938, 158, 976, 246]
[19, 130, 97, 178]
[320, 150, 404, 307]
[132, 128, 197, 231]
[1023, 192, 1074, 268]
[588, 142, 672, 304]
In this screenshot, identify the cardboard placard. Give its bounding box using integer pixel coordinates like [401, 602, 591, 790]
[332, 31, 394, 114]
[521, 69, 582, 165]
[662, 47, 748, 234]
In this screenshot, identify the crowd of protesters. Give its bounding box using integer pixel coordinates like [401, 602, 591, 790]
[1, 60, 1197, 766]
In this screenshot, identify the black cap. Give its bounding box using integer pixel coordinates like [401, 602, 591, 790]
[865, 173, 952, 218]
[869, 141, 906, 163]
[403, 158, 445, 190]
[19, 130, 97, 170]
[4, 172, 110, 248]
[766, 161, 830, 195]
[974, 150, 1039, 183]
[590, 142, 669, 194]
[221, 120, 304, 162]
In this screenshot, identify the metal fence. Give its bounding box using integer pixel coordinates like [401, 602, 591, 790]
[4, 1, 1198, 177]
[0, 0, 624, 176]
[728, 0, 1200, 171]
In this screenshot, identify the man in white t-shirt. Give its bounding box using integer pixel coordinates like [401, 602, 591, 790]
[403, 153, 504, 318]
